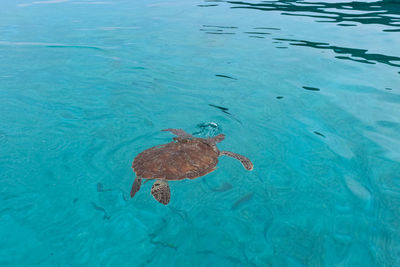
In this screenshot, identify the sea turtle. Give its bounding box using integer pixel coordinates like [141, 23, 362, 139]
[130, 128, 253, 205]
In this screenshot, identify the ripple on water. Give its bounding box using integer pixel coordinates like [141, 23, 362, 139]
[0, 41, 107, 51]
[273, 38, 400, 67]
[193, 122, 222, 137]
[221, 0, 400, 28]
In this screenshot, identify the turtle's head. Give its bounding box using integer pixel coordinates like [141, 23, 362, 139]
[208, 134, 225, 145]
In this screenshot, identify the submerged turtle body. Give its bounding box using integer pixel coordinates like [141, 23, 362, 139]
[132, 138, 219, 180]
[130, 128, 253, 205]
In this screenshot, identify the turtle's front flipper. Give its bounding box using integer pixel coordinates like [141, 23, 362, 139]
[151, 180, 171, 205]
[220, 151, 253, 171]
[161, 128, 193, 139]
[130, 177, 142, 198]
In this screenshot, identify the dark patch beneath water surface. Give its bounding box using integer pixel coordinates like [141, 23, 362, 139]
[210, 182, 233, 192]
[303, 86, 320, 91]
[201, 25, 238, 35]
[232, 193, 254, 209]
[254, 27, 280, 30]
[96, 182, 112, 192]
[338, 24, 357, 27]
[200, 28, 223, 32]
[383, 29, 400, 32]
[314, 131, 326, 138]
[244, 31, 270, 35]
[206, 32, 235, 35]
[209, 104, 232, 115]
[335, 56, 375, 65]
[91, 202, 111, 220]
[203, 25, 238, 29]
[198, 4, 218, 7]
[208, 104, 243, 124]
[215, 74, 237, 80]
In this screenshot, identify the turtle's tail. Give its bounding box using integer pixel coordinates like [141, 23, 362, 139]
[130, 177, 142, 198]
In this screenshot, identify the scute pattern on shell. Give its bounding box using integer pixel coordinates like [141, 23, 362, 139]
[132, 138, 219, 180]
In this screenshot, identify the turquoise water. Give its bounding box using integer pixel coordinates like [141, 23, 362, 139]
[1, 0, 400, 265]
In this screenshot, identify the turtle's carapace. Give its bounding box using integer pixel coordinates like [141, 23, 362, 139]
[130, 128, 253, 205]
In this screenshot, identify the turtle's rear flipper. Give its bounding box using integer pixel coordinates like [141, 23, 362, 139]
[161, 128, 192, 139]
[130, 177, 142, 198]
[151, 180, 171, 205]
[220, 151, 253, 171]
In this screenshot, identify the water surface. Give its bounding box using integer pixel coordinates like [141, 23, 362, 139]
[1, 0, 400, 266]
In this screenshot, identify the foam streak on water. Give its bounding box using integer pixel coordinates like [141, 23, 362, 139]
[0, 0, 399, 266]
